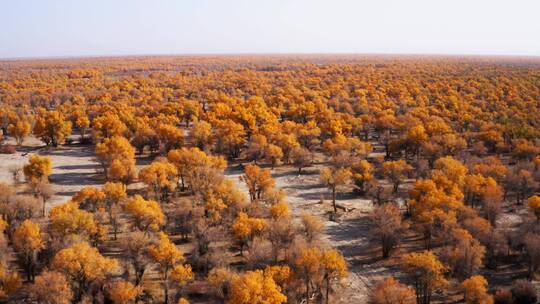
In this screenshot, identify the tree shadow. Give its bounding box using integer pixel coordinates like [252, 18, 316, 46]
[55, 164, 99, 170]
[49, 172, 101, 186]
[326, 216, 372, 256]
[224, 163, 245, 174]
[282, 182, 324, 191]
[325, 214, 400, 292]
[297, 190, 356, 202]
[271, 167, 319, 179]
[41, 148, 95, 158]
[297, 191, 327, 201]
[135, 154, 155, 166]
[55, 190, 78, 197]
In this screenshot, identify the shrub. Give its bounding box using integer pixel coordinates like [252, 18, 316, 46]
[511, 280, 537, 304]
[494, 288, 513, 304]
[0, 144, 16, 154]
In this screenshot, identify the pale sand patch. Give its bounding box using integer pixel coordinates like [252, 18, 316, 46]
[0, 137, 101, 212]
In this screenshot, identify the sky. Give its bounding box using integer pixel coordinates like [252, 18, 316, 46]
[1, 0, 539, 58]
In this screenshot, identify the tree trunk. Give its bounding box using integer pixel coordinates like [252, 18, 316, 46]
[325, 276, 330, 304]
[164, 275, 169, 304]
[382, 239, 390, 259]
[112, 219, 118, 240]
[305, 277, 310, 304]
[332, 187, 337, 213]
[135, 267, 146, 286]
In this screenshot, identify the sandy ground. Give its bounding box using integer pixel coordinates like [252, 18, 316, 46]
[225, 162, 388, 304]
[2, 137, 386, 303]
[0, 137, 102, 212]
[2, 137, 537, 303]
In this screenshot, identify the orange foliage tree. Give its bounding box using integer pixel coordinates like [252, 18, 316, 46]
[228, 269, 287, 304]
[401, 251, 448, 304]
[240, 164, 275, 203]
[23, 154, 52, 183]
[95, 136, 136, 183]
[51, 242, 119, 301]
[370, 277, 416, 304]
[12, 219, 44, 281]
[33, 110, 72, 147]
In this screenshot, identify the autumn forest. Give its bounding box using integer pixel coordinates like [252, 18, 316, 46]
[0, 55, 539, 304]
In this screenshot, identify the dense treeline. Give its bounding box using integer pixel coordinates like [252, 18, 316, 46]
[0, 55, 539, 303]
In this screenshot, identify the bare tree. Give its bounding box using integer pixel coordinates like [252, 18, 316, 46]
[120, 231, 153, 286]
[523, 233, 540, 279]
[370, 203, 405, 258]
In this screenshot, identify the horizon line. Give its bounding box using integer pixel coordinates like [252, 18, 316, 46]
[2, 51, 540, 62]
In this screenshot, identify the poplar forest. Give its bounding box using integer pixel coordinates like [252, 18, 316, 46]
[0, 55, 539, 303]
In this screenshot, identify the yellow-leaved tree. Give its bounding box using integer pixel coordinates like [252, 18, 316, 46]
[460, 275, 493, 304]
[33, 110, 72, 147]
[269, 201, 290, 219]
[381, 160, 413, 193]
[177, 297, 190, 304]
[49, 201, 107, 245]
[228, 269, 287, 304]
[72, 186, 106, 211]
[294, 246, 322, 303]
[72, 108, 90, 142]
[170, 263, 194, 299]
[294, 246, 347, 304]
[0, 264, 22, 300]
[107, 280, 142, 304]
[124, 195, 165, 232]
[190, 120, 213, 150]
[351, 159, 373, 195]
[12, 219, 44, 281]
[167, 147, 226, 193]
[103, 182, 127, 239]
[240, 164, 275, 203]
[95, 136, 136, 183]
[401, 251, 448, 304]
[231, 212, 266, 255]
[23, 154, 52, 183]
[321, 249, 348, 304]
[92, 113, 128, 142]
[527, 195, 540, 221]
[138, 159, 178, 202]
[149, 232, 184, 304]
[155, 123, 184, 153]
[51, 242, 119, 302]
[319, 167, 351, 214]
[8, 119, 31, 146]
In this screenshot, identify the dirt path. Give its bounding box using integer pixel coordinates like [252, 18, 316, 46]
[224, 162, 387, 303]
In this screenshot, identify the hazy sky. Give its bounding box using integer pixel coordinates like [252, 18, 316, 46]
[1, 0, 539, 58]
